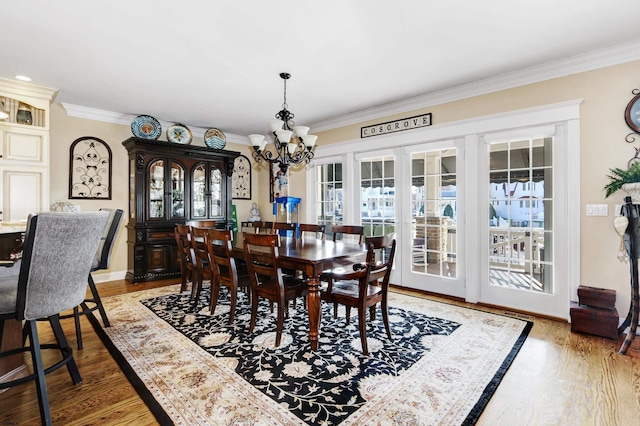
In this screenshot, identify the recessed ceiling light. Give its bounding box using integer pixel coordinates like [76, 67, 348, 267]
[15, 75, 32, 82]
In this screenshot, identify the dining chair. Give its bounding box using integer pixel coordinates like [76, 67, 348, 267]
[186, 219, 217, 228]
[190, 226, 215, 309]
[298, 223, 326, 240]
[0, 211, 108, 426]
[320, 236, 397, 355]
[65, 208, 123, 349]
[321, 224, 366, 285]
[203, 228, 251, 323]
[175, 224, 197, 297]
[272, 221, 297, 237]
[331, 225, 365, 244]
[243, 232, 308, 347]
[241, 221, 273, 234]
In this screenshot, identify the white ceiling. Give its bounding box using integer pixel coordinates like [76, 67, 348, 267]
[3, 1, 640, 140]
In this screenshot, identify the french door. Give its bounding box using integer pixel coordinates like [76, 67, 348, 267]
[354, 150, 400, 283]
[309, 102, 579, 319]
[478, 125, 568, 317]
[401, 140, 465, 298]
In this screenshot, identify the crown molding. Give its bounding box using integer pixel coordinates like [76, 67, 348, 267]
[60, 103, 247, 145]
[0, 78, 58, 101]
[61, 39, 640, 141]
[309, 39, 640, 132]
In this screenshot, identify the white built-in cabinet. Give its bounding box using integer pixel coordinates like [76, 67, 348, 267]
[0, 80, 56, 224]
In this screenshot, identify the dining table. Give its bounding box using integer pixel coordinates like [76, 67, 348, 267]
[232, 233, 368, 351]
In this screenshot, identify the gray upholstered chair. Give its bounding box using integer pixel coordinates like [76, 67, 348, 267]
[71, 208, 123, 348]
[0, 211, 109, 426]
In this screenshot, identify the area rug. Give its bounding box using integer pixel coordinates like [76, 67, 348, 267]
[91, 284, 532, 425]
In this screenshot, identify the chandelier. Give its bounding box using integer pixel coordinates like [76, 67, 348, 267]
[248, 73, 318, 174]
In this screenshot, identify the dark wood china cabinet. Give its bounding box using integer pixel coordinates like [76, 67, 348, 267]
[122, 137, 240, 283]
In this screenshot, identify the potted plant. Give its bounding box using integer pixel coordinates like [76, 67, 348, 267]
[604, 162, 640, 202]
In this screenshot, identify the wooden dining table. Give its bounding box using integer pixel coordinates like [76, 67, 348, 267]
[232, 234, 368, 351]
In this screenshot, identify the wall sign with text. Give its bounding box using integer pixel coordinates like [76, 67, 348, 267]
[361, 113, 432, 138]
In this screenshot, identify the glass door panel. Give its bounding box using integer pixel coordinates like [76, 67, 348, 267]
[316, 162, 344, 232]
[410, 150, 457, 278]
[148, 160, 165, 219]
[170, 163, 185, 219]
[402, 141, 464, 298]
[360, 157, 395, 238]
[192, 164, 206, 218]
[488, 137, 553, 294]
[210, 166, 222, 217]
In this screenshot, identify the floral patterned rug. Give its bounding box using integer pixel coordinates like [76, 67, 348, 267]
[94, 285, 531, 425]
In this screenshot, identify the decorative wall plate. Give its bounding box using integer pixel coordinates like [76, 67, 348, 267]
[204, 128, 226, 149]
[625, 92, 640, 134]
[131, 115, 162, 140]
[167, 123, 193, 144]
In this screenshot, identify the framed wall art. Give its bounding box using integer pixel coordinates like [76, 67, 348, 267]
[69, 136, 112, 199]
[270, 163, 289, 202]
[232, 154, 252, 199]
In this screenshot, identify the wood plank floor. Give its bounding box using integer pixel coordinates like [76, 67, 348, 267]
[1, 279, 639, 425]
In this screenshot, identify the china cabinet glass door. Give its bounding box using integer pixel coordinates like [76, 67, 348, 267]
[192, 162, 224, 219]
[149, 160, 165, 219]
[171, 162, 185, 218]
[210, 167, 222, 217]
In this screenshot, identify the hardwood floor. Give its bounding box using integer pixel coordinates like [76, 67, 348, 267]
[1, 279, 639, 425]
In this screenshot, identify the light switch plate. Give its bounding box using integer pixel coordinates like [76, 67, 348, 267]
[586, 204, 608, 216]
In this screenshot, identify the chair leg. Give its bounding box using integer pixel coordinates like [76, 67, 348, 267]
[249, 292, 259, 333]
[227, 285, 237, 324]
[25, 320, 53, 426]
[357, 306, 368, 356]
[381, 296, 392, 340]
[190, 270, 199, 300]
[275, 298, 285, 347]
[210, 282, 221, 316]
[369, 304, 377, 322]
[179, 263, 188, 292]
[192, 274, 203, 311]
[88, 274, 110, 327]
[345, 306, 352, 324]
[49, 315, 82, 385]
[73, 306, 83, 350]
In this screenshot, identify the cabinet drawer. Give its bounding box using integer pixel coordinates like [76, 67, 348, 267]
[148, 230, 175, 240]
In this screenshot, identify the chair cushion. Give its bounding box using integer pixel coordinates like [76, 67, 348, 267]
[0, 275, 18, 316]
